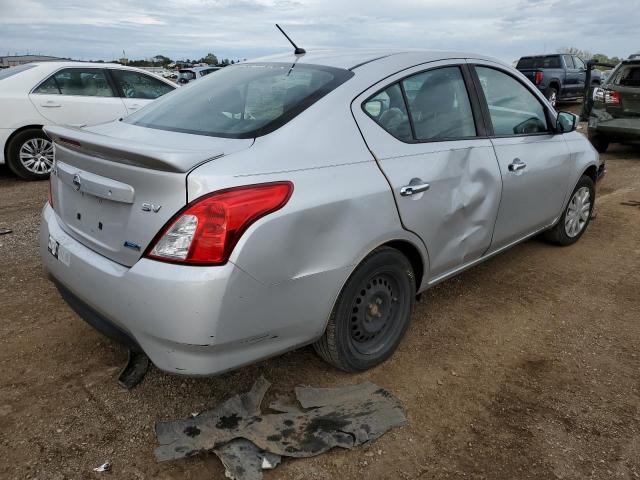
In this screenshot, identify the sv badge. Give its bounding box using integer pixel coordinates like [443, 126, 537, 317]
[141, 203, 162, 213]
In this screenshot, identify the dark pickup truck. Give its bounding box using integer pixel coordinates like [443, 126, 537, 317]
[516, 54, 601, 106]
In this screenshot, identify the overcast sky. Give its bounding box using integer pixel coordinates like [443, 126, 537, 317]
[0, 0, 638, 63]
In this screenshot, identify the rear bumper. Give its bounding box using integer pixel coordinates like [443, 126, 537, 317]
[40, 204, 343, 375]
[588, 115, 640, 140]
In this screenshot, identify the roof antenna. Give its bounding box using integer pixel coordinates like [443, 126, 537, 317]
[276, 24, 306, 55]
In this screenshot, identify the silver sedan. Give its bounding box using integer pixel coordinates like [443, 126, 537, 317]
[40, 49, 603, 375]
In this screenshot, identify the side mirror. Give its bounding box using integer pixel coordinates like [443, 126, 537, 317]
[556, 111, 578, 133]
[363, 99, 384, 118]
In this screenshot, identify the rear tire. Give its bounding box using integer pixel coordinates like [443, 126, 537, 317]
[6, 128, 53, 180]
[314, 247, 415, 372]
[590, 136, 610, 153]
[543, 175, 595, 246]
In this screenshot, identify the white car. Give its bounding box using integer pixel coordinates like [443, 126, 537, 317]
[0, 62, 176, 180]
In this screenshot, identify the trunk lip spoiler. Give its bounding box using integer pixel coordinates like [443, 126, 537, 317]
[44, 125, 225, 173]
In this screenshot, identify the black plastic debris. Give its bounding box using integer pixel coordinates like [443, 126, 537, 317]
[155, 376, 406, 480]
[0, 228, 12, 235]
[117, 349, 149, 390]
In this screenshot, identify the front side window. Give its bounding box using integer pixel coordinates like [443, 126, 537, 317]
[111, 70, 174, 99]
[573, 56, 586, 70]
[476, 66, 549, 136]
[34, 68, 115, 97]
[402, 67, 476, 141]
[362, 84, 412, 142]
[126, 63, 353, 138]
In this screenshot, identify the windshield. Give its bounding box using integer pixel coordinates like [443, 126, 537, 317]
[126, 62, 354, 138]
[0, 64, 36, 80]
[516, 56, 561, 69]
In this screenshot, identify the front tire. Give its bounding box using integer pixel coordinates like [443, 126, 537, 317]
[543, 175, 595, 246]
[6, 128, 54, 180]
[314, 247, 415, 372]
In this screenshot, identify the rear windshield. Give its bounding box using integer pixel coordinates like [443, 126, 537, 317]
[0, 64, 36, 80]
[516, 56, 561, 69]
[611, 64, 640, 87]
[126, 62, 354, 138]
[178, 70, 196, 81]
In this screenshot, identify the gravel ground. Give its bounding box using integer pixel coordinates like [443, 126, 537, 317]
[1, 121, 639, 479]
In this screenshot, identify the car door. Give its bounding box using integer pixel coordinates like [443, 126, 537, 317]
[29, 67, 127, 127]
[353, 61, 502, 280]
[562, 55, 580, 97]
[573, 55, 587, 94]
[108, 69, 175, 114]
[470, 62, 574, 251]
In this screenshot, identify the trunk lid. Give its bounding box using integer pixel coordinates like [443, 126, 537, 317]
[45, 122, 253, 267]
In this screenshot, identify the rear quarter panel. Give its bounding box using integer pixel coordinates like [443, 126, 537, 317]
[187, 90, 429, 291]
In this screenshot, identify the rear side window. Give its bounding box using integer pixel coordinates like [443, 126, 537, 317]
[362, 84, 412, 142]
[402, 67, 476, 141]
[475, 66, 548, 136]
[362, 66, 476, 142]
[516, 56, 561, 69]
[127, 63, 353, 138]
[111, 70, 174, 99]
[34, 68, 115, 97]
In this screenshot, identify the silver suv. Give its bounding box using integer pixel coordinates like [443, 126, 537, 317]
[40, 50, 601, 376]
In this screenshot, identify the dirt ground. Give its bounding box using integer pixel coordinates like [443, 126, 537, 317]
[1, 118, 639, 479]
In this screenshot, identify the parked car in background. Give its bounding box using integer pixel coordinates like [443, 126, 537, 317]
[629, 53, 640, 60]
[176, 66, 220, 84]
[41, 49, 601, 377]
[589, 58, 640, 152]
[516, 54, 601, 106]
[0, 62, 176, 180]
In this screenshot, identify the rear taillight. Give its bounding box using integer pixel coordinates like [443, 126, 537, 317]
[145, 182, 293, 265]
[534, 71, 544, 85]
[604, 90, 621, 105]
[593, 87, 604, 102]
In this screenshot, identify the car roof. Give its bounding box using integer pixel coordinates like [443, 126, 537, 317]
[182, 66, 219, 72]
[29, 61, 160, 72]
[250, 49, 498, 70]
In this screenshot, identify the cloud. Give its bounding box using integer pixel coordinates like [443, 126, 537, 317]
[0, 0, 637, 62]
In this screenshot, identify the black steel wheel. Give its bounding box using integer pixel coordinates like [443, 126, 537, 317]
[314, 246, 415, 372]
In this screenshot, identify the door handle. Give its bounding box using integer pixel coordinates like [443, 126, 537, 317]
[128, 104, 141, 110]
[400, 182, 430, 196]
[508, 158, 527, 172]
[41, 101, 61, 108]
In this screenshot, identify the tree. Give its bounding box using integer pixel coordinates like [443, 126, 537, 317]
[199, 53, 218, 65]
[557, 46, 593, 61]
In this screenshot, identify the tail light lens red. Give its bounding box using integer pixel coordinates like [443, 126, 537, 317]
[604, 90, 621, 105]
[145, 182, 293, 265]
[534, 71, 544, 85]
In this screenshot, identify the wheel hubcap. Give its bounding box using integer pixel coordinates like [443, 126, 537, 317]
[565, 186, 591, 238]
[549, 92, 557, 107]
[350, 274, 399, 354]
[19, 138, 54, 175]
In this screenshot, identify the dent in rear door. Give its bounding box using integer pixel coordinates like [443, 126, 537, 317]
[351, 61, 502, 280]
